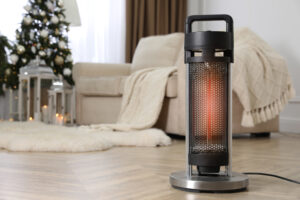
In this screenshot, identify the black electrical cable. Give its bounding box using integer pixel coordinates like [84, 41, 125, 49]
[243, 172, 300, 184]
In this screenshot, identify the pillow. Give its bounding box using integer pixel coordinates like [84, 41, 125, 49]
[131, 33, 184, 73]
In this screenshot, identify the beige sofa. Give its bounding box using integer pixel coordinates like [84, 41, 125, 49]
[73, 33, 278, 136]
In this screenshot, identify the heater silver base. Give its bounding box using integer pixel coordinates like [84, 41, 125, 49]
[170, 171, 248, 192]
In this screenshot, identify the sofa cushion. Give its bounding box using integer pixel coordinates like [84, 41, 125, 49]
[131, 33, 184, 73]
[119, 75, 178, 98]
[78, 74, 178, 98]
[77, 77, 123, 96]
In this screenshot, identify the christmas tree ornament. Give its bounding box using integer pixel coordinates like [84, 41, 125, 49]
[5, 68, 11, 76]
[40, 29, 49, 38]
[58, 14, 64, 21]
[55, 55, 64, 65]
[30, 31, 34, 40]
[43, 18, 48, 23]
[63, 68, 71, 76]
[37, 0, 42, 3]
[55, 28, 60, 35]
[57, 0, 64, 7]
[2, 84, 6, 92]
[66, 54, 73, 62]
[23, 16, 33, 25]
[22, 58, 27, 63]
[10, 54, 19, 64]
[58, 41, 66, 49]
[31, 46, 36, 54]
[37, 43, 41, 49]
[16, 32, 20, 39]
[40, 10, 46, 17]
[17, 45, 25, 54]
[24, 4, 31, 12]
[32, 9, 38, 16]
[47, 49, 52, 56]
[51, 15, 59, 24]
[46, 1, 54, 12]
[39, 50, 46, 57]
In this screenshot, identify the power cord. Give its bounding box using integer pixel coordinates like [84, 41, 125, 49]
[243, 172, 300, 184]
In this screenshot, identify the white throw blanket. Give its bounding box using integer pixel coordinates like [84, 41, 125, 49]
[90, 66, 177, 131]
[233, 28, 295, 127]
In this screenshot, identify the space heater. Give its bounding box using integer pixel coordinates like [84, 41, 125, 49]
[170, 15, 248, 192]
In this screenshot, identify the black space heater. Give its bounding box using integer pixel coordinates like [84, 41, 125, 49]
[170, 14, 249, 192]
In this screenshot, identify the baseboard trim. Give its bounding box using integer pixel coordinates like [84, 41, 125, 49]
[289, 96, 300, 103]
[280, 117, 300, 133]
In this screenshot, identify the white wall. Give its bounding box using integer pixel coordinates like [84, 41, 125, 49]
[188, 0, 300, 133]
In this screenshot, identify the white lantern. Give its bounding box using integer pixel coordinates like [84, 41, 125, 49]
[18, 65, 57, 121]
[48, 78, 75, 125]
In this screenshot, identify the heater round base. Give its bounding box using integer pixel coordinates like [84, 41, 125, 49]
[170, 171, 248, 192]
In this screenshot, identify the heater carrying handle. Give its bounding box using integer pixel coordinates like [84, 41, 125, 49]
[185, 14, 233, 34]
[184, 14, 234, 63]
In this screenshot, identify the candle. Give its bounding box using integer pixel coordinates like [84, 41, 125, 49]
[55, 113, 64, 125]
[53, 113, 59, 125]
[42, 105, 49, 123]
[64, 112, 70, 124]
[29, 117, 33, 121]
[59, 115, 64, 125]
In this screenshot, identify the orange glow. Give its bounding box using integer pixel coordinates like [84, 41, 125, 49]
[207, 78, 212, 141]
[192, 64, 226, 146]
[204, 69, 225, 144]
[29, 117, 33, 121]
[43, 105, 48, 108]
[56, 114, 64, 119]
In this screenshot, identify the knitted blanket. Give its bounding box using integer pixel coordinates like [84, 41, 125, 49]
[233, 28, 295, 127]
[90, 66, 177, 131]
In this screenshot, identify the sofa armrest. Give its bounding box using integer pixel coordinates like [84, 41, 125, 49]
[73, 62, 131, 83]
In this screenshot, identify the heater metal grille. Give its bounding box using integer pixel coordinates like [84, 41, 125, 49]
[189, 62, 228, 153]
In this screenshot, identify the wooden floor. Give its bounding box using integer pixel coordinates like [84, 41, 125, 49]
[0, 132, 299, 200]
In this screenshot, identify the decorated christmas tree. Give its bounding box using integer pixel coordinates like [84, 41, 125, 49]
[9, 0, 74, 87]
[0, 35, 12, 95]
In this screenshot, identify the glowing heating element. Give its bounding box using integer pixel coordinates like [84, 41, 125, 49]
[189, 62, 228, 153]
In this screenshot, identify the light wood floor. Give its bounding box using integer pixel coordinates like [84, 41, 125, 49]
[0, 132, 300, 200]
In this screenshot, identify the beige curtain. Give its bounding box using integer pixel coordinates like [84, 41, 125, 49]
[125, 0, 187, 62]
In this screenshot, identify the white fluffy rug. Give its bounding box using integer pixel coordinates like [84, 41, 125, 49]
[0, 122, 171, 152]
